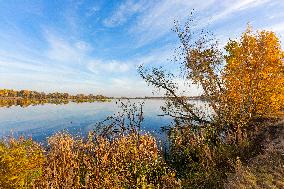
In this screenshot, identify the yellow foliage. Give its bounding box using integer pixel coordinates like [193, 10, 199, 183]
[224, 26, 284, 121]
[0, 137, 44, 188]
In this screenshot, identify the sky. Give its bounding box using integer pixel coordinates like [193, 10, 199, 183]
[0, 0, 283, 97]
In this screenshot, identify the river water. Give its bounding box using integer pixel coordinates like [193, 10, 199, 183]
[0, 99, 173, 143]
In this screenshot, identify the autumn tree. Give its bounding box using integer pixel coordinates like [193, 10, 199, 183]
[139, 18, 284, 187]
[139, 18, 232, 187]
[140, 23, 284, 135]
[139, 18, 225, 130]
[223, 26, 284, 121]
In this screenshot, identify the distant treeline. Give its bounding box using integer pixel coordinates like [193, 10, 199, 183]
[0, 89, 108, 100]
[0, 98, 112, 108]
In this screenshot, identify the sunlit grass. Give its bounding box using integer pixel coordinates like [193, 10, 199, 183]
[0, 132, 180, 188]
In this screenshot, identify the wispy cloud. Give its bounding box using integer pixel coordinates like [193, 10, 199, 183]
[128, 0, 216, 46]
[88, 60, 131, 74]
[0, 57, 102, 94]
[103, 0, 148, 27]
[127, 0, 272, 47]
[132, 44, 177, 66]
[209, 0, 271, 23]
[86, 4, 101, 17]
[267, 22, 284, 33]
[45, 32, 90, 64]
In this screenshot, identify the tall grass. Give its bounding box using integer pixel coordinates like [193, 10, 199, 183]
[0, 132, 180, 188]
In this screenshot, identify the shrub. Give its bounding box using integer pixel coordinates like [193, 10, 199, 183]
[0, 137, 44, 188]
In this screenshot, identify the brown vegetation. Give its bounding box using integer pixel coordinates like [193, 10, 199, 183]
[225, 119, 284, 188]
[0, 132, 180, 189]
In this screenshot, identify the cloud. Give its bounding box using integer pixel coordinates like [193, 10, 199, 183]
[0, 58, 102, 94]
[267, 22, 284, 33]
[45, 32, 90, 63]
[0, 73, 102, 95]
[103, 0, 148, 27]
[209, 0, 271, 23]
[173, 78, 202, 97]
[129, 0, 216, 46]
[88, 60, 131, 74]
[127, 0, 272, 47]
[132, 44, 177, 67]
[86, 4, 101, 17]
[108, 77, 154, 97]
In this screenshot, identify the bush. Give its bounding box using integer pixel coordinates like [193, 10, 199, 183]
[0, 137, 44, 188]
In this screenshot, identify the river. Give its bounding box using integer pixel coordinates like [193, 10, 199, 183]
[0, 99, 173, 143]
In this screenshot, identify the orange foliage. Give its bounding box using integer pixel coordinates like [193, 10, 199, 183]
[224, 26, 284, 120]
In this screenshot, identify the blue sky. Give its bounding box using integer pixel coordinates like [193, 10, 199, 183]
[0, 0, 283, 97]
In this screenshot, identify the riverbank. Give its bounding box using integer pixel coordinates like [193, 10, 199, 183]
[225, 117, 284, 188]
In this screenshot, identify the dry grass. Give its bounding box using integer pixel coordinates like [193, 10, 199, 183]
[225, 120, 284, 189]
[0, 132, 180, 189]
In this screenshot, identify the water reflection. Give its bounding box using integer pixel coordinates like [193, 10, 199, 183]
[0, 98, 110, 108]
[0, 100, 172, 143]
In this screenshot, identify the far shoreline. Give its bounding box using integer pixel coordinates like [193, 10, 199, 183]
[0, 96, 205, 101]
